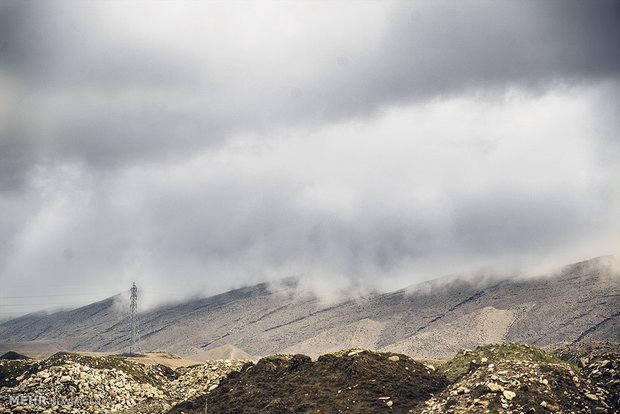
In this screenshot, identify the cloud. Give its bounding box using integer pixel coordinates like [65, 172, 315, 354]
[0, 1, 618, 315]
[2, 1, 619, 184]
[2, 85, 617, 308]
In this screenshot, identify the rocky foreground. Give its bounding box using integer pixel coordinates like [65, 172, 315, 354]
[0, 342, 617, 413]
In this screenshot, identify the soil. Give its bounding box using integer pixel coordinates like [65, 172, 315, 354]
[552, 341, 619, 366]
[171, 349, 448, 414]
[438, 343, 566, 382]
[553, 341, 620, 412]
[423, 359, 610, 413]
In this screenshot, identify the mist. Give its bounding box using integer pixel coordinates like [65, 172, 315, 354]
[1, 1, 619, 317]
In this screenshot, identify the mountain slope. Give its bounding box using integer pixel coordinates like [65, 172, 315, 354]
[0, 256, 618, 359]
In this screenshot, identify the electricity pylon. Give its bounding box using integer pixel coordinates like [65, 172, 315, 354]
[129, 282, 141, 354]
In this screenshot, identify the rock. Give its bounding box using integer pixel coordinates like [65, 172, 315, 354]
[388, 356, 399, 362]
[386, 400, 393, 407]
[473, 398, 490, 407]
[502, 390, 516, 400]
[423, 352, 615, 414]
[456, 386, 469, 394]
[59, 375, 72, 383]
[487, 382, 504, 392]
[585, 393, 599, 401]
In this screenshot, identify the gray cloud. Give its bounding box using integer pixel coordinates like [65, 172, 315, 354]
[2, 1, 619, 182]
[0, 2, 200, 88]
[0, 1, 618, 315]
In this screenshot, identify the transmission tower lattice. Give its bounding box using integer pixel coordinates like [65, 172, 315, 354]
[129, 282, 141, 354]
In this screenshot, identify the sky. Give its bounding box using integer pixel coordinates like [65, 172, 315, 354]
[1, 0, 619, 316]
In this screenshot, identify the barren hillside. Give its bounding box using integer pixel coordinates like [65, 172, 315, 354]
[1, 256, 618, 360]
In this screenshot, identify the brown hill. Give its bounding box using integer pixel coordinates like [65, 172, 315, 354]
[170, 350, 448, 414]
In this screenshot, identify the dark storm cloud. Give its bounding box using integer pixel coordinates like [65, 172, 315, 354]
[377, 1, 617, 104]
[0, 1, 218, 186]
[0, 1, 618, 314]
[242, 0, 620, 125]
[1, 0, 619, 182]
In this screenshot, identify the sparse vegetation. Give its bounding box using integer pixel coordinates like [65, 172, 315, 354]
[0, 343, 617, 413]
[199, 349, 448, 414]
[437, 343, 567, 382]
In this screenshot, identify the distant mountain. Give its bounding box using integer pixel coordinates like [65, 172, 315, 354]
[191, 344, 254, 362]
[0, 256, 618, 359]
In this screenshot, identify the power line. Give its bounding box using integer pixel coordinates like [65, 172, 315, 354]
[0, 303, 100, 307]
[0, 292, 119, 299]
[0, 290, 190, 300]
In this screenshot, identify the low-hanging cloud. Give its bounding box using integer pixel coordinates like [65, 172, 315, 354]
[0, 1, 619, 315]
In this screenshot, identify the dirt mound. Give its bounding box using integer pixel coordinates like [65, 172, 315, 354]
[0, 351, 178, 390]
[0, 351, 247, 413]
[0, 352, 176, 413]
[124, 351, 202, 370]
[438, 343, 566, 382]
[0, 357, 41, 389]
[118, 359, 246, 414]
[423, 359, 611, 413]
[0, 351, 31, 360]
[169, 349, 448, 414]
[552, 341, 619, 365]
[46, 352, 178, 386]
[1, 343, 617, 413]
[553, 341, 620, 411]
[0, 341, 63, 360]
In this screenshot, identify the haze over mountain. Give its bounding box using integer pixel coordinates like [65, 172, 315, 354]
[1, 256, 617, 359]
[1, 1, 619, 316]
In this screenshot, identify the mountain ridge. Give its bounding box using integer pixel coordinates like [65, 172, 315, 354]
[1, 256, 618, 359]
